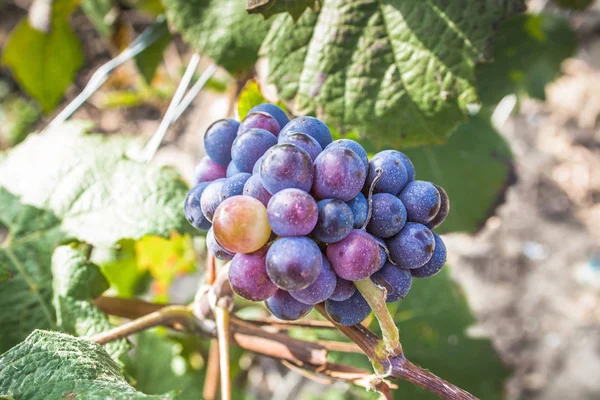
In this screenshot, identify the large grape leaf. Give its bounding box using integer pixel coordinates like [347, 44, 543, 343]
[476, 13, 576, 105]
[0, 121, 194, 247]
[1, 1, 83, 113]
[246, 0, 319, 21]
[261, 0, 525, 147]
[52, 245, 129, 361]
[163, 0, 272, 74]
[0, 330, 173, 400]
[402, 114, 515, 233]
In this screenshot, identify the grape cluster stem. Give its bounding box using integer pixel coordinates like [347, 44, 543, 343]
[92, 267, 478, 400]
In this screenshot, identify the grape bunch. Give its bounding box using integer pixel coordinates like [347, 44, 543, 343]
[184, 104, 449, 326]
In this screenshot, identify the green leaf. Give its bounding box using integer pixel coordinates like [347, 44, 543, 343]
[0, 330, 173, 399]
[135, 20, 173, 84]
[92, 239, 145, 298]
[163, 0, 272, 74]
[387, 268, 510, 399]
[0, 90, 40, 146]
[0, 262, 11, 282]
[0, 121, 194, 247]
[0, 188, 63, 352]
[476, 13, 576, 105]
[237, 80, 267, 120]
[125, 330, 205, 399]
[81, 0, 116, 37]
[261, 0, 525, 147]
[553, 0, 593, 10]
[402, 114, 515, 233]
[52, 245, 129, 361]
[1, 18, 83, 113]
[246, 0, 319, 21]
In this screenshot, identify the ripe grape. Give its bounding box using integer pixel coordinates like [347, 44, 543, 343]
[364, 150, 408, 195]
[325, 139, 369, 172]
[312, 199, 354, 243]
[426, 184, 450, 229]
[266, 237, 322, 290]
[206, 227, 234, 261]
[366, 193, 407, 238]
[386, 222, 435, 269]
[289, 256, 336, 304]
[313, 147, 366, 201]
[266, 289, 313, 321]
[346, 193, 368, 228]
[200, 178, 226, 222]
[194, 156, 226, 184]
[329, 276, 356, 301]
[278, 132, 322, 161]
[267, 188, 318, 237]
[411, 233, 446, 278]
[252, 154, 266, 175]
[398, 180, 441, 224]
[231, 128, 277, 172]
[326, 229, 381, 281]
[325, 291, 371, 326]
[184, 182, 211, 231]
[220, 173, 251, 201]
[371, 263, 412, 302]
[279, 116, 332, 149]
[229, 251, 278, 301]
[375, 237, 387, 270]
[212, 195, 271, 254]
[238, 112, 280, 137]
[226, 161, 242, 177]
[248, 103, 290, 129]
[243, 174, 272, 206]
[397, 152, 415, 182]
[203, 119, 239, 167]
[260, 144, 314, 194]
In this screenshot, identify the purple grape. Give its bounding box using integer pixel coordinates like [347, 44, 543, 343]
[220, 173, 251, 201]
[229, 250, 277, 301]
[203, 119, 239, 167]
[279, 116, 332, 149]
[426, 184, 450, 229]
[346, 193, 368, 228]
[325, 139, 369, 173]
[252, 154, 266, 175]
[226, 161, 242, 177]
[371, 263, 412, 302]
[312, 199, 354, 243]
[411, 233, 446, 278]
[313, 147, 366, 201]
[266, 237, 322, 290]
[200, 178, 226, 222]
[260, 144, 314, 194]
[266, 289, 313, 320]
[386, 222, 434, 269]
[231, 128, 277, 173]
[374, 237, 387, 271]
[397, 152, 415, 182]
[326, 230, 381, 281]
[364, 150, 408, 195]
[206, 227, 235, 261]
[243, 174, 272, 206]
[267, 188, 318, 237]
[238, 112, 280, 137]
[289, 255, 336, 304]
[278, 132, 322, 161]
[329, 276, 356, 301]
[248, 103, 290, 129]
[184, 182, 212, 231]
[398, 181, 441, 224]
[325, 291, 371, 326]
[366, 193, 407, 238]
[193, 156, 226, 184]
